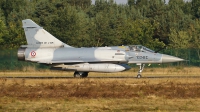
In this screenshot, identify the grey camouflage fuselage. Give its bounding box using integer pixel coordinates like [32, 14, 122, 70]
[18, 19, 184, 78]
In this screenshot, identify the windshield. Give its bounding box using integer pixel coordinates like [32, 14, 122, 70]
[129, 45, 155, 53]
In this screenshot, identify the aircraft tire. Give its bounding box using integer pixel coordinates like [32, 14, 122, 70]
[81, 72, 88, 78]
[74, 72, 81, 78]
[137, 74, 142, 78]
[74, 72, 88, 78]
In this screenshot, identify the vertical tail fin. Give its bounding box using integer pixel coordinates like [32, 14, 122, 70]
[22, 19, 71, 48]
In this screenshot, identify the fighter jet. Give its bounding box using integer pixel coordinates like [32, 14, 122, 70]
[18, 19, 184, 78]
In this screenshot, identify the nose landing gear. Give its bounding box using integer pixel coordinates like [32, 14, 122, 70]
[137, 64, 145, 78]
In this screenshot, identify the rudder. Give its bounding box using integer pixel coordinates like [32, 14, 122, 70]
[22, 19, 71, 48]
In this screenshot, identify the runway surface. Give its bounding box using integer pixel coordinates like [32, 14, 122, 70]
[0, 76, 200, 79]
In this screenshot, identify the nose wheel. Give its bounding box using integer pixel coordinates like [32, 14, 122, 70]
[137, 74, 142, 78]
[137, 64, 145, 78]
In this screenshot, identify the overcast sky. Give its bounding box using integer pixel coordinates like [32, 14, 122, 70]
[91, 0, 190, 4]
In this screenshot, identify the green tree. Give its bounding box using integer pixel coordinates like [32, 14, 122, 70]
[189, 20, 200, 60]
[88, 1, 127, 47]
[191, 0, 200, 18]
[0, 0, 32, 48]
[0, 0, 30, 24]
[135, 0, 148, 8]
[49, 8, 90, 47]
[182, 1, 192, 15]
[0, 0, 195, 50]
[122, 19, 165, 49]
[33, 0, 91, 47]
[0, 19, 7, 44]
[128, 0, 135, 6]
[169, 29, 192, 48]
[168, 0, 185, 9]
[91, 11, 120, 46]
[67, 0, 91, 9]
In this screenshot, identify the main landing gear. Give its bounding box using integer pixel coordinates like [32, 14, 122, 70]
[74, 72, 88, 78]
[137, 64, 145, 78]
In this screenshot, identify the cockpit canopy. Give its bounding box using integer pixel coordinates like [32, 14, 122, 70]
[129, 45, 155, 53]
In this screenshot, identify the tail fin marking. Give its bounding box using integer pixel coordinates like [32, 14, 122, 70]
[22, 19, 71, 48]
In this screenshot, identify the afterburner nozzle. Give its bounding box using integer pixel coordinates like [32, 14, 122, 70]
[162, 54, 184, 63]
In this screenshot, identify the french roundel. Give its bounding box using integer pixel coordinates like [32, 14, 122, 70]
[31, 51, 36, 57]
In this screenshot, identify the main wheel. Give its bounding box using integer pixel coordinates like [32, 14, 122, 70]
[74, 72, 81, 78]
[74, 72, 88, 78]
[82, 72, 88, 78]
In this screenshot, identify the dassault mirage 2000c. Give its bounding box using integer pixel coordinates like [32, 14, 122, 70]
[18, 19, 184, 78]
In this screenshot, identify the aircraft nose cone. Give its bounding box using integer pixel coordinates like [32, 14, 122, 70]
[162, 54, 184, 63]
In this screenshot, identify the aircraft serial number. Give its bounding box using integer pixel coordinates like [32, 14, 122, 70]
[36, 42, 54, 44]
[136, 56, 148, 59]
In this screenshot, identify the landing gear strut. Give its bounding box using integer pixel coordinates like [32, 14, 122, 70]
[74, 72, 88, 78]
[137, 64, 145, 78]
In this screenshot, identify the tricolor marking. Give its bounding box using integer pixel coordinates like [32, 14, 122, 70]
[31, 51, 36, 57]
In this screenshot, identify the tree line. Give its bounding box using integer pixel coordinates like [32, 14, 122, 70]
[0, 0, 199, 51]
